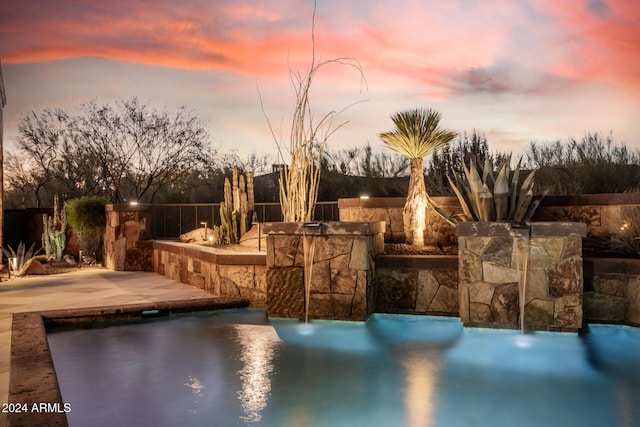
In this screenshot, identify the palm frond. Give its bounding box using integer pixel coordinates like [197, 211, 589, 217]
[379, 108, 457, 160]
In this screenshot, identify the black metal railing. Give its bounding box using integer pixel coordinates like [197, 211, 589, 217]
[150, 202, 339, 239]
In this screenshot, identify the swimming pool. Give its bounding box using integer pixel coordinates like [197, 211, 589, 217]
[47, 309, 640, 427]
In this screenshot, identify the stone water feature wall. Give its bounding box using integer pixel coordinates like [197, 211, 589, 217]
[152, 241, 266, 305]
[376, 255, 459, 315]
[457, 222, 587, 332]
[104, 204, 153, 271]
[264, 221, 385, 321]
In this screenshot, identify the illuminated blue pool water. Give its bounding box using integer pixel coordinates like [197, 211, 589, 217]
[47, 310, 640, 427]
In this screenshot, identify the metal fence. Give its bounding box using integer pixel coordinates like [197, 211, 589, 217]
[150, 201, 339, 239]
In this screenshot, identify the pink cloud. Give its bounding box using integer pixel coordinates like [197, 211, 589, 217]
[535, 0, 640, 90]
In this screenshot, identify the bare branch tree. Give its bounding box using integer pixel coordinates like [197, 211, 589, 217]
[12, 98, 211, 204]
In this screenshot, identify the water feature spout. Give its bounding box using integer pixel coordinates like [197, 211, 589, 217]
[302, 222, 325, 323]
[510, 222, 531, 333]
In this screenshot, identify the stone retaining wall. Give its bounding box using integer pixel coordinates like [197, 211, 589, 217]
[152, 241, 267, 306]
[338, 194, 640, 245]
[376, 255, 459, 315]
[150, 239, 640, 328]
[584, 258, 640, 326]
[338, 197, 459, 245]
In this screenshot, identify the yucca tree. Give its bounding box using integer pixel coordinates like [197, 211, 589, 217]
[380, 108, 457, 246]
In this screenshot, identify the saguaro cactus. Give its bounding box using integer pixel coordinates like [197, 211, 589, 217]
[212, 167, 255, 245]
[42, 195, 67, 262]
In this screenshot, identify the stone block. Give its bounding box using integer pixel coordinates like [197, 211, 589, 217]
[239, 287, 267, 305]
[490, 282, 519, 325]
[459, 282, 470, 322]
[524, 299, 554, 328]
[220, 265, 255, 290]
[124, 220, 140, 250]
[315, 236, 352, 262]
[266, 268, 304, 318]
[463, 237, 493, 256]
[469, 281, 495, 305]
[593, 275, 625, 297]
[331, 268, 357, 295]
[311, 260, 331, 293]
[349, 237, 368, 270]
[626, 276, 640, 325]
[470, 302, 492, 323]
[548, 258, 580, 297]
[554, 295, 582, 328]
[188, 272, 206, 290]
[113, 237, 126, 271]
[415, 271, 439, 312]
[429, 285, 459, 313]
[376, 269, 416, 312]
[562, 237, 582, 259]
[459, 250, 483, 284]
[584, 292, 625, 321]
[529, 238, 564, 267]
[483, 261, 519, 284]
[526, 268, 549, 300]
[255, 266, 267, 291]
[434, 269, 458, 290]
[481, 237, 512, 267]
[220, 277, 241, 298]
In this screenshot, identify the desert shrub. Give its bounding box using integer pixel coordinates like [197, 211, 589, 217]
[526, 133, 640, 195]
[65, 196, 110, 262]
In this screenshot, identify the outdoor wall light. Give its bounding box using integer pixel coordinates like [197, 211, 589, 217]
[360, 195, 369, 199]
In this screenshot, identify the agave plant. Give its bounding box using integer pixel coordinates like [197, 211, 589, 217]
[433, 157, 547, 225]
[2, 241, 41, 277]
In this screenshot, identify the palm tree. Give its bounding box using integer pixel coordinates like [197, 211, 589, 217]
[380, 108, 457, 246]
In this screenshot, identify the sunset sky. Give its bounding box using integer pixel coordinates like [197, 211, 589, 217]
[1, 0, 639, 162]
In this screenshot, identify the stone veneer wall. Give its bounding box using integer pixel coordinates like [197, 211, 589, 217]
[338, 193, 640, 245]
[338, 197, 460, 245]
[104, 204, 153, 271]
[584, 258, 640, 327]
[264, 221, 385, 321]
[376, 255, 459, 315]
[458, 222, 587, 332]
[146, 239, 640, 328]
[152, 241, 267, 306]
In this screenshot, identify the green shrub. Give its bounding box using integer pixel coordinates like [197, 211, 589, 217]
[65, 196, 110, 262]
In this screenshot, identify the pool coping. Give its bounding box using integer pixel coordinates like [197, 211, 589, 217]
[8, 297, 250, 427]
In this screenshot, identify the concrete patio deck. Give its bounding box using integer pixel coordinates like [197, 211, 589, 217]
[0, 268, 228, 427]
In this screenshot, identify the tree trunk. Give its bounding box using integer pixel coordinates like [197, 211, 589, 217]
[403, 158, 427, 246]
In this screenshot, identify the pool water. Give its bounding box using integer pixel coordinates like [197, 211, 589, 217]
[47, 310, 640, 427]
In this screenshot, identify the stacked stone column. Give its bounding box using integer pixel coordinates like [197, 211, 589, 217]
[104, 204, 153, 271]
[264, 222, 385, 321]
[457, 222, 586, 332]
